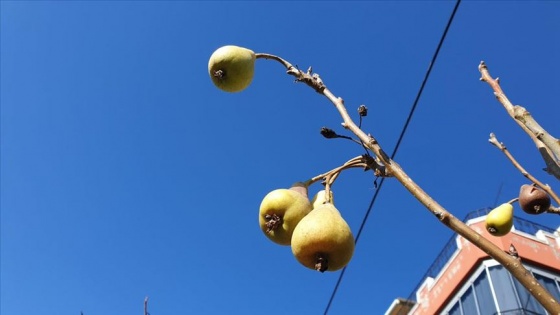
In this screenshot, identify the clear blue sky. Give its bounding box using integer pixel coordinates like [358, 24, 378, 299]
[2, 1, 559, 314]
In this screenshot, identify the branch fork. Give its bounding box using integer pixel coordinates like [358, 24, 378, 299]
[480, 61, 560, 180]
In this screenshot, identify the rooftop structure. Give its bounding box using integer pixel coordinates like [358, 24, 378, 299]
[385, 208, 560, 315]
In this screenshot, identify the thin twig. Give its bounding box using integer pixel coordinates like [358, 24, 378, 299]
[320, 126, 364, 146]
[479, 61, 560, 180]
[258, 53, 560, 313]
[489, 133, 560, 206]
[548, 205, 560, 215]
[306, 155, 385, 189]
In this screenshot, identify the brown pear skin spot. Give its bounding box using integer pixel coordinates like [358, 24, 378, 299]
[265, 214, 282, 233]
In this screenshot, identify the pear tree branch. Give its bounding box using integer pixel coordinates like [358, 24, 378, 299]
[257, 53, 560, 313]
[312, 156, 366, 204]
[489, 133, 560, 209]
[479, 61, 560, 180]
[320, 126, 362, 145]
[306, 155, 386, 191]
[548, 205, 560, 215]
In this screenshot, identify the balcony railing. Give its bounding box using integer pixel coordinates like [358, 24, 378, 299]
[495, 308, 543, 315]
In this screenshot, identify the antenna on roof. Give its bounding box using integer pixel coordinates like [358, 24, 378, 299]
[493, 182, 504, 208]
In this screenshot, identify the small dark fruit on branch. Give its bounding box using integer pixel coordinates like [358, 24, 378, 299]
[320, 127, 337, 139]
[518, 184, 551, 215]
[357, 105, 368, 117]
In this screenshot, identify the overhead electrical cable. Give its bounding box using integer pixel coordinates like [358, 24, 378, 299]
[323, 1, 462, 313]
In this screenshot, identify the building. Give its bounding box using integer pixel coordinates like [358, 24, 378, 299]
[385, 208, 560, 315]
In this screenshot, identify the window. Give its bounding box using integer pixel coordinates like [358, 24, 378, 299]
[473, 269, 497, 314]
[443, 266, 496, 314]
[448, 302, 461, 315]
[534, 273, 560, 303]
[511, 274, 544, 314]
[441, 261, 560, 315]
[460, 286, 478, 314]
[488, 264, 560, 314]
[488, 265, 520, 312]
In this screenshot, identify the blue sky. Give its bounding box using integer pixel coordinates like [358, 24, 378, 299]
[1, 1, 559, 314]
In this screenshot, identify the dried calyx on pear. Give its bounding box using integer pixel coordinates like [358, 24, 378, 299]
[258, 182, 312, 246]
[518, 184, 551, 215]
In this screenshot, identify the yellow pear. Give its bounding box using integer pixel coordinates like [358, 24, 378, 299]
[291, 200, 355, 272]
[311, 189, 334, 209]
[259, 183, 312, 246]
[208, 45, 255, 93]
[485, 203, 514, 236]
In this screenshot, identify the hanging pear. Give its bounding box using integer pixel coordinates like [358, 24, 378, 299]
[208, 45, 255, 93]
[291, 196, 354, 272]
[518, 184, 551, 215]
[485, 203, 514, 236]
[259, 182, 313, 246]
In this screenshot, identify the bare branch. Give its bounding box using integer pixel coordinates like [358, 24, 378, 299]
[548, 205, 560, 215]
[307, 155, 389, 190]
[489, 133, 560, 206]
[479, 61, 560, 180]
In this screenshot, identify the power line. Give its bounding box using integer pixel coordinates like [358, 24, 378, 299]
[323, 1, 462, 314]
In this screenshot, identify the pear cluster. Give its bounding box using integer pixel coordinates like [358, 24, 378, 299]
[206, 45, 358, 272]
[259, 185, 355, 272]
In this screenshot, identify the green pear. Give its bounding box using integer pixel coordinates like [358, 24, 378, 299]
[208, 45, 255, 93]
[485, 203, 514, 236]
[291, 200, 355, 272]
[259, 183, 312, 246]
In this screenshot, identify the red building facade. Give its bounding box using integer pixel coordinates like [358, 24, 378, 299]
[386, 210, 560, 315]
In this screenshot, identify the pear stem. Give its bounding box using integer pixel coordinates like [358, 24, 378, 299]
[255, 53, 292, 68]
[307, 155, 372, 187]
[507, 197, 519, 205]
[547, 205, 560, 215]
[324, 177, 333, 204]
[309, 156, 373, 204]
[258, 54, 560, 313]
[290, 182, 310, 198]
